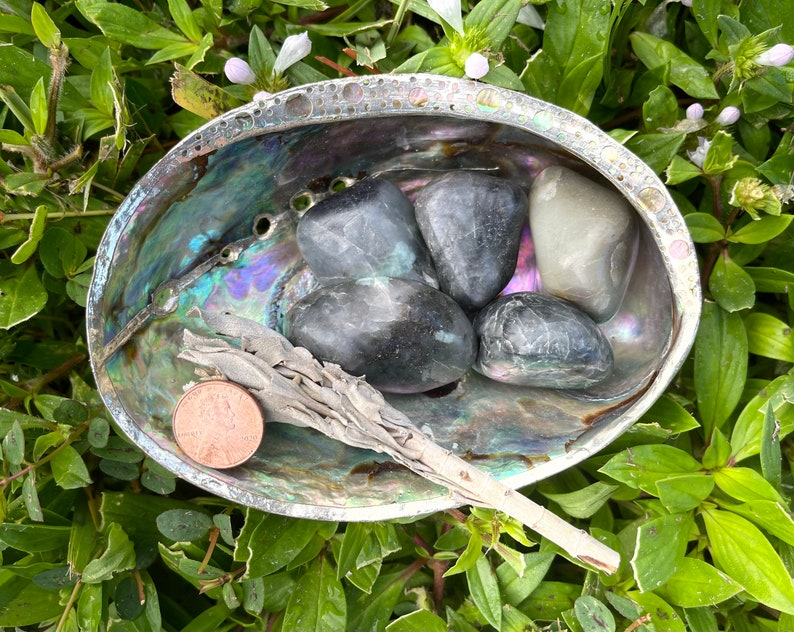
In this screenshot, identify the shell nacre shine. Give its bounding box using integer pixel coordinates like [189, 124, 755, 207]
[86, 74, 701, 522]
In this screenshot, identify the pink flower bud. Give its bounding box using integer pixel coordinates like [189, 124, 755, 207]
[224, 57, 256, 85]
[464, 53, 489, 80]
[686, 103, 704, 121]
[756, 43, 794, 67]
[716, 106, 740, 125]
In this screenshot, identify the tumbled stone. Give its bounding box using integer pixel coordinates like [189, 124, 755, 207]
[283, 277, 476, 393]
[414, 171, 527, 311]
[296, 178, 438, 287]
[528, 166, 638, 322]
[473, 292, 614, 389]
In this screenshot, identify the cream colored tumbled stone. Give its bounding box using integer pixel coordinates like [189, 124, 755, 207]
[528, 166, 638, 322]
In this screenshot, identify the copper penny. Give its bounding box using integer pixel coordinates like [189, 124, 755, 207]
[172, 380, 264, 469]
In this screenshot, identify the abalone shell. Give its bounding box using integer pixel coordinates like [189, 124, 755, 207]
[296, 178, 438, 287]
[474, 292, 614, 389]
[414, 171, 527, 311]
[283, 277, 476, 394]
[529, 166, 638, 322]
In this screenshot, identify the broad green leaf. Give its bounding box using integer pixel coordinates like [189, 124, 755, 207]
[742, 69, 792, 113]
[723, 500, 794, 545]
[702, 428, 731, 469]
[236, 512, 320, 577]
[69, 499, 99, 573]
[557, 53, 605, 115]
[91, 436, 143, 463]
[481, 64, 524, 91]
[541, 482, 618, 519]
[347, 569, 408, 632]
[626, 591, 686, 632]
[90, 48, 115, 117]
[77, 582, 103, 630]
[685, 212, 724, 243]
[713, 467, 785, 504]
[599, 444, 701, 494]
[708, 253, 755, 312]
[51, 444, 92, 489]
[466, 556, 502, 630]
[625, 132, 686, 174]
[694, 301, 748, 435]
[0, 84, 35, 133]
[76, 0, 190, 49]
[703, 130, 738, 176]
[444, 527, 483, 577]
[496, 552, 555, 607]
[0, 523, 70, 552]
[155, 508, 212, 541]
[692, 0, 721, 47]
[22, 472, 43, 521]
[728, 215, 794, 245]
[744, 312, 794, 362]
[643, 84, 679, 131]
[731, 374, 794, 461]
[30, 2, 60, 48]
[147, 41, 201, 65]
[87, 417, 110, 448]
[0, 15, 35, 36]
[574, 595, 615, 632]
[657, 473, 714, 513]
[745, 266, 794, 293]
[631, 513, 692, 592]
[2, 420, 24, 466]
[283, 556, 346, 632]
[543, 0, 610, 74]
[82, 523, 137, 584]
[115, 575, 144, 620]
[168, 0, 202, 42]
[306, 19, 392, 37]
[29, 77, 47, 136]
[660, 557, 742, 607]
[522, 581, 579, 621]
[10, 204, 47, 264]
[702, 506, 794, 614]
[386, 609, 447, 632]
[0, 263, 47, 329]
[0, 571, 62, 627]
[501, 605, 538, 632]
[667, 154, 704, 185]
[242, 577, 265, 615]
[629, 32, 719, 99]
[760, 399, 782, 490]
[640, 394, 700, 433]
[336, 522, 370, 580]
[520, 49, 561, 104]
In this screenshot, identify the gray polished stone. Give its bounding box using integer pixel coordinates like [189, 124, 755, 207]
[529, 166, 638, 322]
[283, 277, 476, 394]
[474, 292, 614, 389]
[296, 178, 438, 287]
[414, 171, 527, 312]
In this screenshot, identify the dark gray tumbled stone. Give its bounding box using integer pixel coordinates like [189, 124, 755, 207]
[413, 171, 527, 312]
[474, 292, 614, 389]
[283, 277, 476, 394]
[296, 178, 438, 287]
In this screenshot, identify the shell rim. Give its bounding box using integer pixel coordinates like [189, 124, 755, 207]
[86, 73, 702, 521]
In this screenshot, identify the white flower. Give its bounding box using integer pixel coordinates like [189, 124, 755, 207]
[428, 0, 464, 36]
[274, 32, 312, 75]
[516, 4, 545, 30]
[680, 0, 693, 6]
[755, 43, 794, 67]
[224, 57, 256, 85]
[253, 90, 272, 102]
[685, 103, 704, 121]
[716, 106, 741, 125]
[687, 136, 711, 169]
[464, 52, 489, 79]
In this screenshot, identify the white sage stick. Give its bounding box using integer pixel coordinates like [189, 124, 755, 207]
[179, 308, 620, 574]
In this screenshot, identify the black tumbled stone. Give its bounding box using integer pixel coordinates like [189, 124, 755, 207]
[283, 277, 476, 394]
[474, 292, 614, 389]
[296, 178, 438, 287]
[414, 171, 527, 311]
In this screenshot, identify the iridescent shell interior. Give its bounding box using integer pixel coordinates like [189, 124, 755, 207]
[87, 74, 701, 520]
